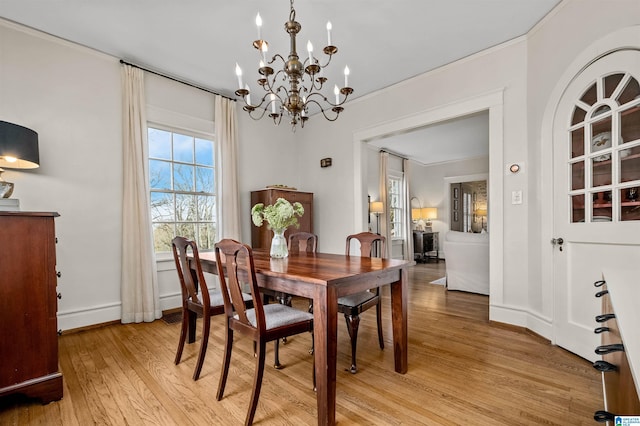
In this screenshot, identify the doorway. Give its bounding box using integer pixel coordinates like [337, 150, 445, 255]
[353, 91, 505, 310]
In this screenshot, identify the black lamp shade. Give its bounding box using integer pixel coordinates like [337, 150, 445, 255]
[0, 121, 40, 169]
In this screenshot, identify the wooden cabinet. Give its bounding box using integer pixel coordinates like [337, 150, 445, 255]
[250, 189, 313, 249]
[0, 212, 62, 404]
[412, 231, 439, 262]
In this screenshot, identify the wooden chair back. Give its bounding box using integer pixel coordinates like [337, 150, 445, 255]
[288, 232, 318, 254]
[172, 236, 210, 311]
[345, 232, 386, 258]
[215, 239, 265, 333]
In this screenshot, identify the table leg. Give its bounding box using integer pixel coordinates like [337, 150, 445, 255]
[313, 285, 338, 426]
[391, 268, 408, 373]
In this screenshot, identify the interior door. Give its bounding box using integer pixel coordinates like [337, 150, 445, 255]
[553, 50, 640, 361]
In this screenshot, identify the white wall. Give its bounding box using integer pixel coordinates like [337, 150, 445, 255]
[0, 19, 292, 330]
[296, 0, 640, 338]
[237, 113, 297, 242]
[0, 21, 124, 329]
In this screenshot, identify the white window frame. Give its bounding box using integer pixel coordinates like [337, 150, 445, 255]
[388, 173, 405, 240]
[148, 123, 216, 254]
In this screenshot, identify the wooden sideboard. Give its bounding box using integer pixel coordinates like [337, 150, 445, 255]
[594, 270, 640, 422]
[0, 211, 63, 404]
[250, 189, 313, 249]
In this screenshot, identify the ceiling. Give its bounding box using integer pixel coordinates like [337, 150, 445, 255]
[368, 111, 490, 166]
[0, 0, 560, 164]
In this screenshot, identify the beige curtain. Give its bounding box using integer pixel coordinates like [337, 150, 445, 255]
[120, 64, 161, 323]
[402, 158, 412, 260]
[214, 95, 241, 241]
[379, 152, 391, 258]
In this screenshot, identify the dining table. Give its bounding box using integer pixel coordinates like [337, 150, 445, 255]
[193, 248, 412, 426]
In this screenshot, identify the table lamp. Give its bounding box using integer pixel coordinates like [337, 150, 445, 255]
[411, 207, 422, 222]
[475, 208, 487, 230]
[421, 207, 438, 227]
[0, 121, 40, 198]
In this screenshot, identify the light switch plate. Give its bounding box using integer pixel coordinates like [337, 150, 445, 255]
[512, 190, 523, 205]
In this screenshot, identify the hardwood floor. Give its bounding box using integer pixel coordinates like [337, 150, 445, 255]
[0, 262, 602, 425]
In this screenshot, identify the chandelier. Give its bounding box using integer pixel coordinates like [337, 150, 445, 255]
[234, 0, 353, 130]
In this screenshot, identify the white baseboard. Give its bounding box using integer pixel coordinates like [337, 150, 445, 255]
[58, 291, 185, 332]
[58, 302, 122, 331]
[489, 303, 553, 340]
[159, 293, 182, 312]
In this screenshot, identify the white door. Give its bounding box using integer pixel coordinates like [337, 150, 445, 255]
[553, 49, 640, 361]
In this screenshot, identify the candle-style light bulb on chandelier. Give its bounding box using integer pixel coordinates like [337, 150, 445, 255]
[234, 0, 353, 131]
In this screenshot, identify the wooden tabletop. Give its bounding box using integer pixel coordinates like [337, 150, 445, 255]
[197, 249, 411, 290]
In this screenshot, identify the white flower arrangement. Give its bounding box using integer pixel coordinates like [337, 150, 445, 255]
[251, 197, 304, 232]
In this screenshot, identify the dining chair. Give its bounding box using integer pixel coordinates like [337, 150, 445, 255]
[273, 231, 319, 308]
[214, 239, 314, 426]
[284, 232, 318, 354]
[171, 236, 252, 381]
[288, 231, 318, 255]
[339, 231, 386, 373]
[257, 232, 318, 368]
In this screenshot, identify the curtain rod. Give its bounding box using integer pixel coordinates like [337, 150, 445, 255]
[380, 149, 407, 161]
[119, 59, 235, 102]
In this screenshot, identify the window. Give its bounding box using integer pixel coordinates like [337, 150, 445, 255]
[387, 174, 404, 238]
[148, 126, 216, 252]
[568, 73, 640, 222]
[463, 191, 472, 232]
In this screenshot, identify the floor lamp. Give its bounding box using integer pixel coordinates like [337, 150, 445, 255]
[369, 201, 384, 235]
[369, 201, 384, 257]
